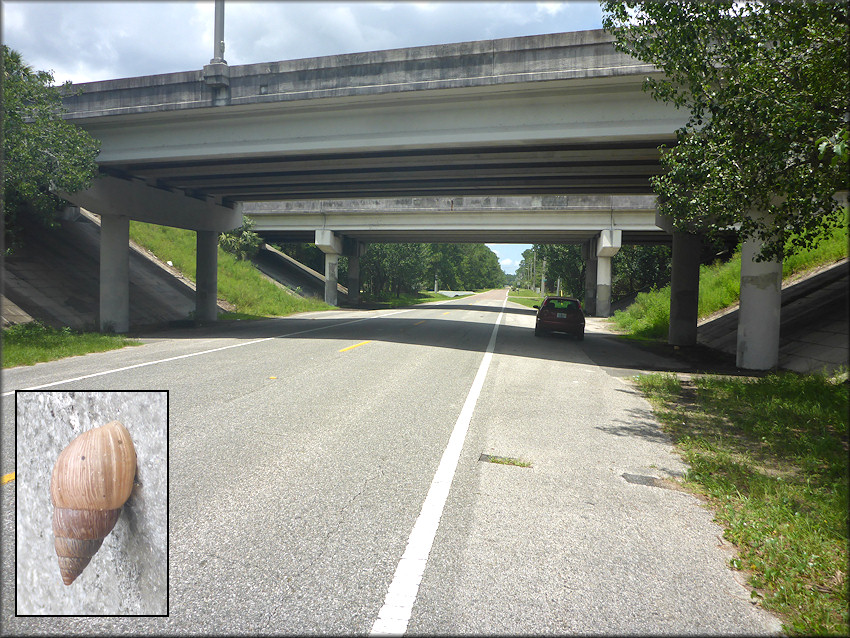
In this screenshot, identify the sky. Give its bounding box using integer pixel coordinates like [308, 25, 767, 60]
[1, 1, 605, 274]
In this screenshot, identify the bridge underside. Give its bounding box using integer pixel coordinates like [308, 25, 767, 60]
[256, 229, 668, 244]
[99, 139, 666, 203]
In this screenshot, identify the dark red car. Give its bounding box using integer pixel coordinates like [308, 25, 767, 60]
[533, 296, 585, 340]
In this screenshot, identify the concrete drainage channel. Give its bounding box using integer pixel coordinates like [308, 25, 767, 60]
[479, 454, 532, 468]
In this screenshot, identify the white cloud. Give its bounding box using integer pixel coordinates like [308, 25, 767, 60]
[501, 258, 514, 267]
[1, 1, 603, 83]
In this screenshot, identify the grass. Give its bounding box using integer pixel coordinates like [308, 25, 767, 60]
[636, 371, 849, 635]
[612, 212, 849, 339]
[2, 321, 142, 368]
[479, 454, 533, 468]
[129, 221, 331, 317]
[508, 289, 544, 309]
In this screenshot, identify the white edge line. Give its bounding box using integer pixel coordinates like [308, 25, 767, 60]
[371, 293, 507, 636]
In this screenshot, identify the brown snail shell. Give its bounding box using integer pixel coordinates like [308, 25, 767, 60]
[50, 420, 136, 585]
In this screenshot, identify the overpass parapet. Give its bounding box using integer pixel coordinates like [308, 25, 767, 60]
[61, 29, 657, 120]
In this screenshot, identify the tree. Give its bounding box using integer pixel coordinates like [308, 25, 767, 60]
[2, 46, 101, 254]
[361, 242, 504, 297]
[219, 215, 262, 260]
[602, 2, 849, 262]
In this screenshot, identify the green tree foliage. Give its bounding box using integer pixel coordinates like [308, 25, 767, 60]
[2, 46, 100, 254]
[458, 244, 505, 290]
[362, 243, 432, 297]
[361, 242, 504, 298]
[602, 2, 849, 262]
[610, 245, 671, 300]
[517, 243, 672, 303]
[219, 215, 262, 260]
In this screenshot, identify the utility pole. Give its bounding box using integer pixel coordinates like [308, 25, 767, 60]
[541, 257, 547, 296]
[532, 251, 537, 292]
[212, 0, 226, 63]
[203, 0, 230, 105]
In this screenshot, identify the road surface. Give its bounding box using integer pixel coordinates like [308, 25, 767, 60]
[1, 290, 781, 634]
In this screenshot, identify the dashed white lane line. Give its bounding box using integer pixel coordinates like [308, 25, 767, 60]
[2, 308, 418, 397]
[371, 293, 508, 636]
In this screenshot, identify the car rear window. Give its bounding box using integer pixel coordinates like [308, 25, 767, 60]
[546, 300, 578, 310]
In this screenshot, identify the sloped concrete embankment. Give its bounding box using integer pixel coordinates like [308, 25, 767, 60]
[2, 211, 229, 331]
[697, 259, 849, 373]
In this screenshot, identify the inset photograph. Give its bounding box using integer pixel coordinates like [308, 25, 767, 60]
[15, 390, 168, 616]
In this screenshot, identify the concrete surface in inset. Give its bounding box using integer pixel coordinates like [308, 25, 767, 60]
[15, 391, 167, 615]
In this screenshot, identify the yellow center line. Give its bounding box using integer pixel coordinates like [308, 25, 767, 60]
[339, 340, 372, 352]
[2, 472, 14, 485]
[441, 311, 452, 316]
[413, 320, 426, 326]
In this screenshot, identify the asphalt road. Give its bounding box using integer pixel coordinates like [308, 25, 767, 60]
[1, 290, 782, 635]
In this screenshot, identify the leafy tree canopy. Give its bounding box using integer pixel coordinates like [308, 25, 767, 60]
[602, 2, 849, 262]
[2, 46, 101, 254]
[219, 216, 262, 260]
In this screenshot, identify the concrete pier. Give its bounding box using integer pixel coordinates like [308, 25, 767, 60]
[99, 214, 130, 333]
[595, 229, 621, 317]
[196, 230, 219, 321]
[737, 222, 782, 370]
[668, 231, 702, 346]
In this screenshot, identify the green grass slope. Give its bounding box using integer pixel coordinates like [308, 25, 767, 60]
[129, 221, 331, 318]
[612, 216, 848, 339]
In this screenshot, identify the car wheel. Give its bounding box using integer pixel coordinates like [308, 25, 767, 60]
[534, 326, 543, 337]
[576, 330, 584, 341]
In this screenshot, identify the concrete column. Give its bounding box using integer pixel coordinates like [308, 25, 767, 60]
[582, 240, 597, 315]
[325, 253, 339, 306]
[668, 231, 702, 346]
[595, 229, 621, 317]
[99, 214, 130, 333]
[347, 254, 361, 305]
[196, 230, 219, 322]
[737, 221, 782, 370]
[596, 256, 613, 317]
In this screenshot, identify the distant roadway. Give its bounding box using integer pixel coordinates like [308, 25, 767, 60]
[1, 290, 781, 634]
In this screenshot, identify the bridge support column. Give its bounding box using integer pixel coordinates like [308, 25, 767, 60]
[581, 240, 597, 315]
[196, 230, 219, 322]
[596, 257, 612, 318]
[347, 254, 361, 305]
[595, 229, 621, 317]
[325, 254, 339, 306]
[737, 212, 782, 370]
[668, 230, 702, 346]
[315, 229, 343, 306]
[100, 214, 130, 333]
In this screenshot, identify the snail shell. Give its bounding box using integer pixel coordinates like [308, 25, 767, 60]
[50, 420, 136, 585]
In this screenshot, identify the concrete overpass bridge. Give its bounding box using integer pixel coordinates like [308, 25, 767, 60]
[244, 194, 665, 312]
[56, 28, 783, 368]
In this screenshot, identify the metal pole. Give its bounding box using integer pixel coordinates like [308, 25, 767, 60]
[541, 257, 546, 295]
[212, 0, 226, 63]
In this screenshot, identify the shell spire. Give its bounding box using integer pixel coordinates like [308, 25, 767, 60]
[50, 420, 136, 585]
